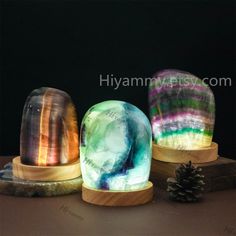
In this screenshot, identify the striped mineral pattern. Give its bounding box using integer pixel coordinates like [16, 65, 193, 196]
[80, 100, 152, 191]
[149, 69, 215, 149]
[20, 87, 79, 166]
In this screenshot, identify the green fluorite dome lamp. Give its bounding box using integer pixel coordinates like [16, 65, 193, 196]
[149, 69, 218, 163]
[80, 100, 153, 206]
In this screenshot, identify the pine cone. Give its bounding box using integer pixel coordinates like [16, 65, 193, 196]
[167, 161, 205, 202]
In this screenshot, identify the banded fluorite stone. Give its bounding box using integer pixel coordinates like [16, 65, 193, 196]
[80, 100, 152, 191]
[149, 69, 215, 149]
[20, 87, 79, 166]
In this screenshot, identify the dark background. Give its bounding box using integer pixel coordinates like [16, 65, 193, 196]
[0, 0, 235, 158]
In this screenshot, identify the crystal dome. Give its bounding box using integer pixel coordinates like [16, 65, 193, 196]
[149, 69, 215, 150]
[20, 87, 79, 166]
[80, 100, 152, 191]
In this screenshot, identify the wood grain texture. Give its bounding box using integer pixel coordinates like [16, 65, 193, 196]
[151, 157, 236, 192]
[82, 181, 154, 206]
[13, 156, 81, 181]
[152, 142, 218, 163]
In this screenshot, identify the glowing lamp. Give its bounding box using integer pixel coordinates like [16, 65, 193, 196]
[80, 100, 153, 206]
[149, 69, 218, 163]
[13, 87, 81, 181]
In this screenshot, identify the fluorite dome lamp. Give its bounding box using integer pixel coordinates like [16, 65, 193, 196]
[80, 100, 153, 206]
[149, 70, 218, 163]
[13, 87, 81, 181]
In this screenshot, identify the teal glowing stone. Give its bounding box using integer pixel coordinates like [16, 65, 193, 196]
[80, 100, 152, 191]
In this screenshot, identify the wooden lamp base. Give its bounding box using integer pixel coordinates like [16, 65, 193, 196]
[82, 181, 153, 206]
[12, 156, 81, 181]
[152, 142, 218, 164]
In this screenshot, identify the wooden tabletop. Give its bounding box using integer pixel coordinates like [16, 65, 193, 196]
[0, 156, 236, 236]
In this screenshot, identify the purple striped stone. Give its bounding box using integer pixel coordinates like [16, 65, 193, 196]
[149, 69, 215, 149]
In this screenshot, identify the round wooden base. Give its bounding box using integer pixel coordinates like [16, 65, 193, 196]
[82, 181, 153, 206]
[12, 156, 81, 181]
[152, 142, 218, 164]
